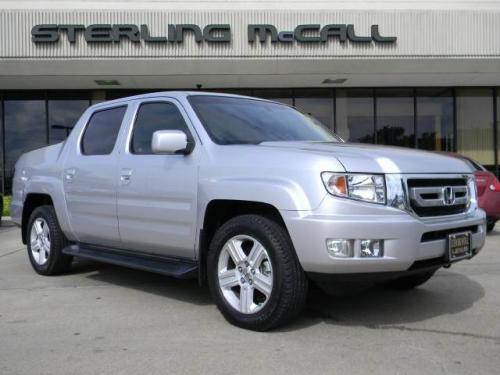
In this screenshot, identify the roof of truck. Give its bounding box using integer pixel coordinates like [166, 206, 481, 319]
[90, 91, 268, 110]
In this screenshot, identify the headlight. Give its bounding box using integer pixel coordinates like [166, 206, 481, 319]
[321, 173, 386, 204]
[467, 175, 478, 210]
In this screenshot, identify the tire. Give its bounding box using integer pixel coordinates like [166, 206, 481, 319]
[383, 270, 436, 291]
[486, 219, 496, 233]
[207, 214, 308, 331]
[27, 205, 73, 275]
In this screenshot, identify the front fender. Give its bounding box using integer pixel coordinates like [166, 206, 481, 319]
[199, 176, 326, 212]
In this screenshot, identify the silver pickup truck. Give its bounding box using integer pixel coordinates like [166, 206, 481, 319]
[11, 92, 486, 330]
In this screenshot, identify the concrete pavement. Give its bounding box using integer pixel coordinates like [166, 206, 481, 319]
[1, 221, 499, 375]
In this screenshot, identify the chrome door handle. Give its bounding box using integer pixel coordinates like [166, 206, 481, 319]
[64, 168, 76, 182]
[120, 169, 133, 185]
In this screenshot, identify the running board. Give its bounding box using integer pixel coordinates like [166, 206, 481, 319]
[62, 244, 198, 279]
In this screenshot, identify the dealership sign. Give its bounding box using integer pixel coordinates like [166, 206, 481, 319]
[31, 24, 397, 44]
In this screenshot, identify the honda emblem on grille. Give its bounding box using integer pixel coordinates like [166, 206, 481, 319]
[442, 186, 456, 205]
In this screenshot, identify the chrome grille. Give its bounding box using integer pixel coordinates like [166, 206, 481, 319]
[407, 178, 469, 217]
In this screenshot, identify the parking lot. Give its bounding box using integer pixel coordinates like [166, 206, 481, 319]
[1, 221, 499, 375]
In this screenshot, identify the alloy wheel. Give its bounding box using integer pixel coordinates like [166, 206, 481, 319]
[30, 218, 51, 265]
[217, 235, 274, 314]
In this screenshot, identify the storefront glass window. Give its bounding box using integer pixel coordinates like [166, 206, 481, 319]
[294, 89, 334, 130]
[212, 89, 252, 96]
[48, 98, 90, 144]
[416, 88, 454, 151]
[4, 98, 47, 193]
[496, 89, 500, 173]
[252, 89, 293, 105]
[0, 101, 3, 194]
[335, 89, 374, 143]
[456, 88, 494, 166]
[376, 89, 415, 147]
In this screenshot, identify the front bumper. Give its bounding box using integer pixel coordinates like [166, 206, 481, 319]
[281, 195, 486, 274]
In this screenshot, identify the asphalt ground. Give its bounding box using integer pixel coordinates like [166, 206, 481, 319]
[1, 221, 499, 375]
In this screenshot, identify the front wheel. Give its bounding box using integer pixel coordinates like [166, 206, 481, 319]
[27, 205, 73, 275]
[207, 215, 308, 331]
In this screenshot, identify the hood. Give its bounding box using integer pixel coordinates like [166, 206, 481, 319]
[259, 141, 473, 174]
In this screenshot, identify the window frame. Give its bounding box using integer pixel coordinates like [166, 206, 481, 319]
[128, 99, 196, 155]
[80, 104, 128, 156]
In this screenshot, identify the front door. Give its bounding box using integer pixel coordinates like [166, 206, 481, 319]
[117, 100, 199, 259]
[63, 105, 128, 248]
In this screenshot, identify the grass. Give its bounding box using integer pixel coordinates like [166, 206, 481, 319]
[2, 195, 11, 217]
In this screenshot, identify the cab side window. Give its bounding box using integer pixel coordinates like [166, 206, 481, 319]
[81, 106, 127, 155]
[131, 102, 193, 155]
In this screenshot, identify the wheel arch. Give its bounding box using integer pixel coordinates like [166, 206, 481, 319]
[197, 199, 291, 286]
[21, 193, 54, 244]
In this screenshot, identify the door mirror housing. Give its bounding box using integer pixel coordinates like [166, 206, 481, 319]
[151, 130, 193, 155]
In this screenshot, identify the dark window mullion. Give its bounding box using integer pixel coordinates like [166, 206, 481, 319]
[44, 91, 49, 145]
[413, 88, 417, 148]
[332, 88, 336, 133]
[452, 88, 457, 152]
[373, 88, 378, 144]
[493, 87, 498, 177]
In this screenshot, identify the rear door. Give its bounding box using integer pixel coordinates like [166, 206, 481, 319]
[63, 105, 128, 247]
[116, 99, 200, 259]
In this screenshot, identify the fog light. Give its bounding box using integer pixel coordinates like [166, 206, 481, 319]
[326, 239, 353, 258]
[360, 240, 383, 257]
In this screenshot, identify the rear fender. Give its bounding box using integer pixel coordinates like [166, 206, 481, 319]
[22, 176, 75, 241]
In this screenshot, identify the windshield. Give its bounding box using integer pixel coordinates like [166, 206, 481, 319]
[188, 95, 339, 145]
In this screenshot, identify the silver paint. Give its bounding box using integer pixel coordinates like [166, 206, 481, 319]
[10, 91, 486, 274]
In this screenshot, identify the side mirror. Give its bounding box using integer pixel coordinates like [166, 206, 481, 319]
[151, 130, 192, 155]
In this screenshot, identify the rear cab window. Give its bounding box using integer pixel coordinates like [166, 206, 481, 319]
[81, 106, 127, 155]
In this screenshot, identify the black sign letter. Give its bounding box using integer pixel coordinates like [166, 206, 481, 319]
[346, 25, 372, 42]
[141, 25, 168, 42]
[84, 24, 113, 42]
[58, 25, 85, 43]
[320, 24, 347, 43]
[371, 25, 397, 43]
[112, 24, 140, 42]
[248, 24, 278, 43]
[32, 24, 59, 43]
[294, 24, 321, 42]
[203, 24, 231, 42]
[175, 24, 203, 43]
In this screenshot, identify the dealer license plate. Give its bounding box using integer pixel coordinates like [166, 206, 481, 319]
[447, 232, 472, 262]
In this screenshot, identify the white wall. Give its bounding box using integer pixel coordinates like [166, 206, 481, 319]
[1, 0, 499, 10]
[1, 7, 499, 58]
[0, 1, 498, 89]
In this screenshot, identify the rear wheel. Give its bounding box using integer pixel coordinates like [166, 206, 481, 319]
[27, 205, 73, 275]
[207, 215, 308, 331]
[383, 270, 437, 290]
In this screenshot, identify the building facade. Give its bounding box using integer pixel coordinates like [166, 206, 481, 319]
[0, 0, 499, 193]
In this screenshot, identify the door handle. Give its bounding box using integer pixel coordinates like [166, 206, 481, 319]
[64, 168, 76, 182]
[120, 168, 133, 185]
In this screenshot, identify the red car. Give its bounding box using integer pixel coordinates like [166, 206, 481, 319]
[449, 154, 500, 232]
